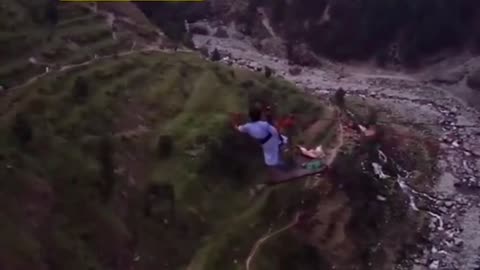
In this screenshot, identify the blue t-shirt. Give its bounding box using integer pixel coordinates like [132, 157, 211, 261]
[238, 121, 286, 166]
[238, 121, 276, 140]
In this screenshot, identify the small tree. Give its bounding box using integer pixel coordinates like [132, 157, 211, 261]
[12, 113, 33, 146]
[210, 48, 221, 61]
[264, 66, 273, 78]
[156, 135, 173, 159]
[73, 76, 89, 101]
[333, 88, 346, 108]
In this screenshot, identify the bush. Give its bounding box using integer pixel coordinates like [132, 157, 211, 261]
[11, 113, 33, 145]
[210, 48, 221, 61]
[156, 135, 173, 159]
[73, 76, 89, 101]
[264, 66, 273, 78]
[197, 126, 260, 183]
[333, 88, 346, 107]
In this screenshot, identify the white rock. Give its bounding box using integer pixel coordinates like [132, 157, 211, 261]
[453, 238, 463, 247]
[429, 260, 440, 269]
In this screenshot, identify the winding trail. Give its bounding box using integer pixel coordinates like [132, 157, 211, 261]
[247, 118, 346, 268]
[245, 214, 300, 270]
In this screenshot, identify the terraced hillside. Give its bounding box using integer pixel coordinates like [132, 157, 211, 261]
[0, 1, 159, 89]
[0, 2, 439, 270]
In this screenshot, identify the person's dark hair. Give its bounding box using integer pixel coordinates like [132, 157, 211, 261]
[249, 105, 262, 122]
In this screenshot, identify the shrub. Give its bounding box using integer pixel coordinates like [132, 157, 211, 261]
[156, 135, 173, 159]
[73, 76, 89, 101]
[264, 66, 273, 78]
[11, 113, 33, 145]
[333, 88, 346, 107]
[210, 48, 221, 61]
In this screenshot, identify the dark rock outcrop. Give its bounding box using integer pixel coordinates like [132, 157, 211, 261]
[136, 0, 480, 66]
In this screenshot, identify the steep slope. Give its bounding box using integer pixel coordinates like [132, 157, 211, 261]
[0, 2, 330, 270]
[0, 2, 442, 270]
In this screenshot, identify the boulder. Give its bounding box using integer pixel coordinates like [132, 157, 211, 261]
[258, 37, 286, 58]
[289, 66, 302, 76]
[467, 68, 480, 90]
[288, 43, 321, 66]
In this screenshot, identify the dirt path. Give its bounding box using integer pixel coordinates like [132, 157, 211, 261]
[245, 214, 300, 270]
[246, 117, 346, 269]
[326, 122, 344, 166]
[6, 4, 190, 93]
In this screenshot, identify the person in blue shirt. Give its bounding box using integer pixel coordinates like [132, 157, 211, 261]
[236, 106, 287, 167]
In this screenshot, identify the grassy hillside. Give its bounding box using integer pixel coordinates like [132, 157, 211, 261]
[0, 48, 328, 270]
[0, 1, 158, 88]
[0, 2, 440, 270]
[0, 3, 331, 269]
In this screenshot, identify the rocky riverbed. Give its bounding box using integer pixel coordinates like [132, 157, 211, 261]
[193, 33, 480, 270]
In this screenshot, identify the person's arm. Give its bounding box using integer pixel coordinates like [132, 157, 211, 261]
[237, 123, 248, 133]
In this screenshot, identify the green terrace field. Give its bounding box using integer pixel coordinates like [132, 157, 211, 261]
[0, 1, 157, 88]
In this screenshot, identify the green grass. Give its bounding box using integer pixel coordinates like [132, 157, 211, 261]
[0, 50, 328, 270]
[0, 1, 439, 269]
[0, 0, 130, 89]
